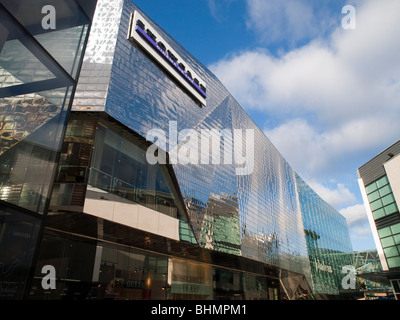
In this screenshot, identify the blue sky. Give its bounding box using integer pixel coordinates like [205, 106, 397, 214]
[133, 0, 400, 252]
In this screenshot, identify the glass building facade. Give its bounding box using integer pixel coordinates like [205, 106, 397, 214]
[0, 0, 97, 299]
[296, 175, 354, 295]
[365, 176, 400, 269]
[1, 0, 355, 300]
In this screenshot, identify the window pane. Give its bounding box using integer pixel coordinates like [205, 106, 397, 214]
[378, 185, 392, 197]
[384, 246, 399, 258]
[0, 207, 41, 299]
[372, 208, 385, 220]
[391, 223, 400, 235]
[387, 256, 400, 268]
[0, 0, 90, 79]
[365, 182, 377, 194]
[376, 175, 389, 188]
[367, 190, 380, 203]
[381, 237, 395, 248]
[378, 227, 391, 238]
[0, 87, 71, 213]
[384, 203, 398, 216]
[88, 122, 181, 218]
[0, 38, 56, 88]
[370, 199, 383, 211]
[382, 193, 395, 206]
[392, 280, 400, 293]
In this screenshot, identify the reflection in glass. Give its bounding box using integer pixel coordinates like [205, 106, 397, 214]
[89, 120, 182, 218]
[0, 1, 91, 214]
[0, 207, 41, 299]
[169, 258, 213, 300]
[0, 38, 56, 89]
[30, 232, 169, 300]
[0, 0, 90, 79]
[296, 174, 354, 295]
[0, 88, 72, 213]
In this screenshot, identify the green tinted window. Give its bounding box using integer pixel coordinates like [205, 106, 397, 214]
[381, 236, 395, 247]
[391, 223, 400, 234]
[384, 203, 398, 215]
[379, 185, 392, 197]
[387, 257, 400, 268]
[373, 208, 385, 220]
[368, 190, 380, 203]
[366, 182, 377, 194]
[370, 199, 383, 211]
[382, 194, 395, 206]
[367, 176, 398, 221]
[378, 227, 391, 238]
[376, 176, 389, 188]
[384, 246, 399, 258]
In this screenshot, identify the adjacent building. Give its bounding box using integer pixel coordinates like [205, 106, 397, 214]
[0, 0, 354, 300]
[357, 139, 400, 299]
[354, 249, 392, 298]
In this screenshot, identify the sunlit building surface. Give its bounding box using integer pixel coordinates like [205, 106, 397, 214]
[296, 175, 354, 296]
[358, 139, 400, 299]
[0, 0, 354, 300]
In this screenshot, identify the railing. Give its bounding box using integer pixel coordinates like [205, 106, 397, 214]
[88, 167, 177, 217]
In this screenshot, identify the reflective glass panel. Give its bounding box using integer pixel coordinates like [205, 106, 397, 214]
[0, 206, 41, 299]
[0, 1, 91, 214]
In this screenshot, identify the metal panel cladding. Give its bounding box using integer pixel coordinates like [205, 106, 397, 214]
[296, 174, 354, 294]
[73, 0, 312, 278]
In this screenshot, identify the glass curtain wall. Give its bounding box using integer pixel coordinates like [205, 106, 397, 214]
[0, 0, 90, 213]
[296, 174, 354, 295]
[89, 121, 180, 218]
[29, 231, 169, 300]
[50, 114, 197, 244]
[366, 175, 399, 221]
[0, 0, 93, 299]
[28, 227, 282, 300]
[365, 176, 400, 268]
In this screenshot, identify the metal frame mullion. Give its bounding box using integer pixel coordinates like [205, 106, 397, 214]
[0, 3, 75, 98]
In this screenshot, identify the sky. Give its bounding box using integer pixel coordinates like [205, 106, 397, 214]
[132, 0, 400, 252]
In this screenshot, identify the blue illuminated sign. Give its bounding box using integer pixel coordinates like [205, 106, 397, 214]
[135, 24, 207, 99]
[128, 11, 207, 106]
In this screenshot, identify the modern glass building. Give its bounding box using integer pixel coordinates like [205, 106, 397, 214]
[1, 0, 354, 300]
[296, 175, 354, 296]
[357, 139, 400, 299]
[0, 0, 98, 299]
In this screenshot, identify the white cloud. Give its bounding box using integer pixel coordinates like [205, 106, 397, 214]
[207, 0, 236, 22]
[263, 118, 327, 175]
[264, 116, 400, 180]
[340, 204, 368, 227]
[210, 0, 400, 121]
[245, 0, 339, 46]
[307, 180, 356, 210]
[209, 0, 400, 205]
[340, 204, 375, 249]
